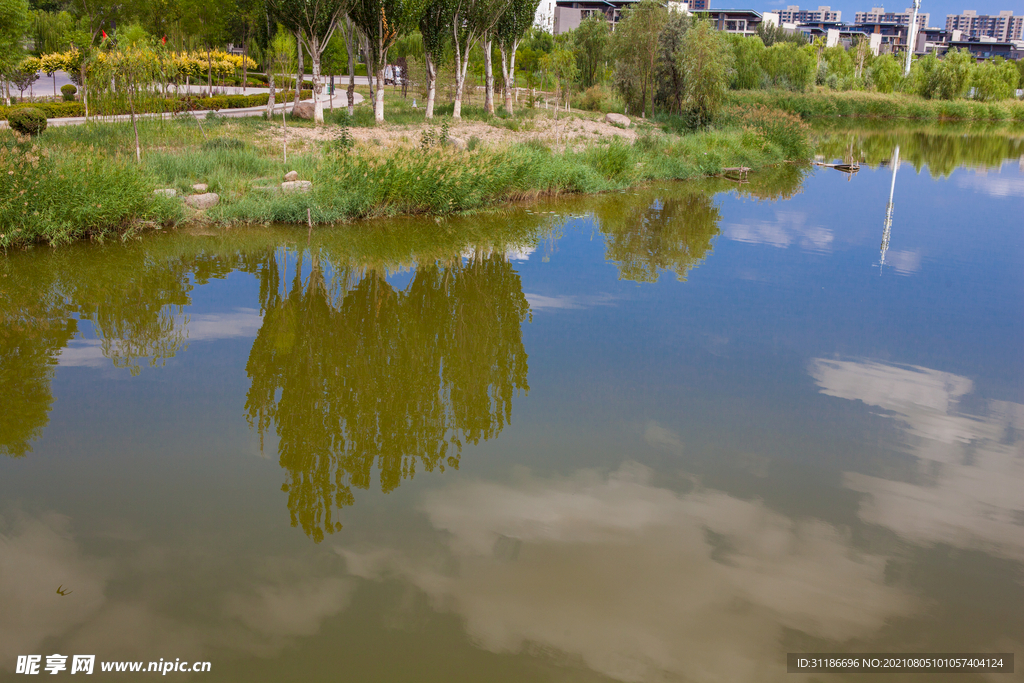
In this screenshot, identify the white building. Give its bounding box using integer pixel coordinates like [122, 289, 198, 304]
[854, 7, 931, 29]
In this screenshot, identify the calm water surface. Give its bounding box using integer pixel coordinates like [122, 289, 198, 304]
[2, 127, 1023, 682]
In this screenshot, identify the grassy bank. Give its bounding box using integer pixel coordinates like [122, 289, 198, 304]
[727, 90, 1024, 122]
[0, 104, 811, 249]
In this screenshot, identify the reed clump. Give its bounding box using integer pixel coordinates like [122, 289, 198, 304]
[1, 110, 812, 248]
[726, 90, 1024, 122]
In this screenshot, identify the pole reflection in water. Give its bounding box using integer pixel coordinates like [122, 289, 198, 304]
[880, 143, 900, 273]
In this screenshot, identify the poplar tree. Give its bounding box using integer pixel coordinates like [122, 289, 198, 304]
[492, 0, 537, 115]
[419, 0, 454, 118]
[350, 0, 427, 122]
[268, 0, 349, 123]
[450, 0, 510, 119]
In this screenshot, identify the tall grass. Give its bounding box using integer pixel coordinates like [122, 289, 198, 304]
[2, 108, 811, 248]
[727, 90, 1024, 122]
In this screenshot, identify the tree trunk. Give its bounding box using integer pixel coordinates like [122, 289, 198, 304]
[129, 86, 141, 163]
[424, 51, 437, 119]
[364, 36, 375, 109]
[500, 43, 518, 115]
[483, 36, 494, 115]
[344, 17, 356, 116]
[452, 25, 471, 120]
[266, 72, 276, 119]
[374, 64, 385, 123]
[207, 47, 213, 97]
[243, 40, 248, 94]
[295, 32, 303, 105]
[310, 36, 324, 124]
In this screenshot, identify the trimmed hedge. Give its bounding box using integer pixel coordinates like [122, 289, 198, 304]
[0, 90, 313, 121]
[725, 90, 1024, 122]
[8, 107, 47, 135]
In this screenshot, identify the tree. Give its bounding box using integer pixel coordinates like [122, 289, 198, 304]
[654, 11, 688, 112]
[98, 24, 163, 163]
[870, 53, 901, 93]
[267, 25, 296, 155]
[676, 19, 730, 127]
[572, 13, 609, 90]
[728, 33, 764, 90]
[0, 0, 31, 106]
[350, 0, 427, 123]
[268, 0, 349, 124]
[972, 59, 1018, 102]
[449, 0, 510, 119]
[492, 0, 537, 115]
[419, 0, 454, 118]
[611, 0, 667, 119]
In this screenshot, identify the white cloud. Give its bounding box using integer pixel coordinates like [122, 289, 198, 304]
[58, 309, 262, 369]
[884, 250, 921, 275]
[340, 464, 912, 683]
[643, 421, 684, 455]
[956, 173, 1024, 198]
[524, 293, 619, 311]
[810, 358, 1024, 560]
[0, 512, 111, 666]
[726, 211, 833, 253]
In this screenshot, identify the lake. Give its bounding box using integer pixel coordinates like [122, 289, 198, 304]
[2, 125, 1022, 682]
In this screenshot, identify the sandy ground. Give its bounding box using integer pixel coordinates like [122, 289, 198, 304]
[267, 109, 639, 155]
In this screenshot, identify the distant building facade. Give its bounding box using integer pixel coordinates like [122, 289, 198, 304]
[776, 5, 841, 23]
[854, 7, 930, 29]
[552, 0, 693, 34]
[945, 11, 1023, 42]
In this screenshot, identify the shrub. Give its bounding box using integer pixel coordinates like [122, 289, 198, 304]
[575, 85, 620, 112]
[8, 108, 47, 136]
[738, 104, 810, 159]
[61, 84, 77, 101]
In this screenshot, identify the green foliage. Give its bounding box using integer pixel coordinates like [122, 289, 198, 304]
[870, 54, 902, 94]
[761, 42, 815, 92]
[677, 20, 732, 127]
[736, 104, 810, 159]
[61, 83, 77, 101]
[0, 130, 165, 247]
[728, 33, 765, 90]
[574, 84, 621, 112]
[913, 49, 973, 100]
[0, 0, 31, 76]
[755, 21, 807, 47]
[654, 11, 690, 113]
[611, 0, 668, 118]
[570, 14, 610, 89]
[725, 89, 1024, 121]
[8, 107, 47, 135]
[972, 59, 1019, 102]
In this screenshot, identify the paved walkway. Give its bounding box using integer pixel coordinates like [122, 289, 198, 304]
[1, 88, 363, 129]
[18, 70, 373, 99]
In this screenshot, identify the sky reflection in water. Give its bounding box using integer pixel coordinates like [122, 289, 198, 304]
[1, 129, 1022, 682]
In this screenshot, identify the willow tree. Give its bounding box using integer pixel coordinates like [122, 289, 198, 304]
[450, 0, 509, 119]
[419, 0, 454, 118]
[350, 0, 427, 123]
[611, 0, 667, 118]
[0, 0, 30, 106]
[268, 0, 349, 123]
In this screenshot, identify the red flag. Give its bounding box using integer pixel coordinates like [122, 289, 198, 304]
[101, 30, 108, 39]
[162, 35, 167, 44]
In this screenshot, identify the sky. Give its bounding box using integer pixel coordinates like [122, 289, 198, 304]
[754, 0, 1021, 27]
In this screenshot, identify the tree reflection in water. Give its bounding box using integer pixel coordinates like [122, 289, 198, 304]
[591, 164, 808, 282]
[244, 250, 531, 542]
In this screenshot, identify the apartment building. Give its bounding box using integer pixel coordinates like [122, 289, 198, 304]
[854, 7, 930, 29]
[776, 5, 841, 23]
[945, 11, 1023, 42]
